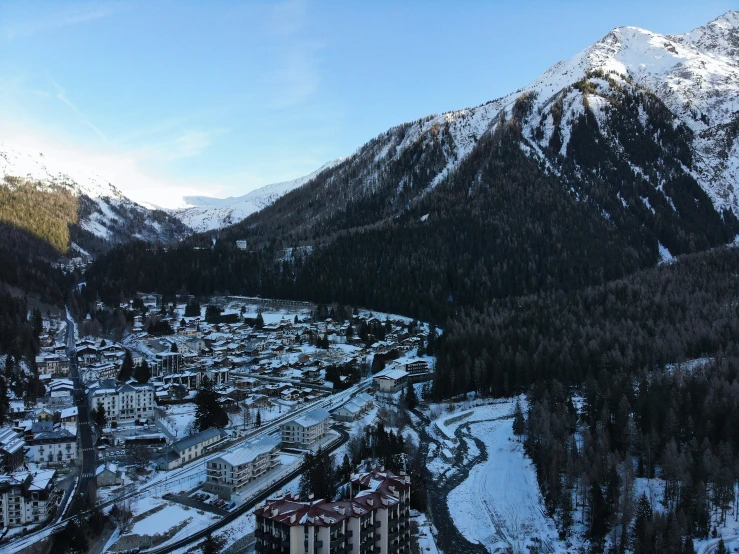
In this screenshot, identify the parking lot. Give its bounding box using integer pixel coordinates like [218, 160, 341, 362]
[163, 489, 236, 516]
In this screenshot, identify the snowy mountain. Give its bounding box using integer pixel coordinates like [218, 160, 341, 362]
[0, 144, 190, 253]
[170, 159, 343, 232]
[224, 11, 739, 259]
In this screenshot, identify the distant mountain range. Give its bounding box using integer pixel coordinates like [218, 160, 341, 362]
[0, 143, 343, 251]
[168, 159, 343, 233]
[10, 11, 739, 323]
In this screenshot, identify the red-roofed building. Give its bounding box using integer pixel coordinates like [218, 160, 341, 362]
[254, 468, 411, 553]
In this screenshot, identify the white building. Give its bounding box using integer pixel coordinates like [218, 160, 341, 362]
[373, 368, 409, 393]
[88, 381, 156, 424]
[28, 426, 78, 465]
[0, 470, 58, 528]
[280, 408, 331, 448]
[204, 435, 281, 499]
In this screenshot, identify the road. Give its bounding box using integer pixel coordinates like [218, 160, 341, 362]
[65, 312, 97, 512]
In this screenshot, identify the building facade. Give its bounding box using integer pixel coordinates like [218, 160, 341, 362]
[254, 468, 411, 554]
[280, 408, 331, 448]
[0, 427, 25, 473]
[89, 381, 156, 424]
[204, 435, 281, 499]
[155, 427, 226, 470]
[0, 470, 58, 528]
[28, 427, 78, 465]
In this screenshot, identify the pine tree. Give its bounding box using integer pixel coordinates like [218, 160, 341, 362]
[118, 349, 134, 381]
[201, 532, 225, 554]
[716, 539, 728, 554]
[405, 380, 418, 410]
[0, 376, 9, 425]
[512, 399, 525, 440]
[255, 409, 262, 427]
[195, 376, 228, 431]
[32, 308, 43, 339]
[134, 359, 151, 384]
[91, 405, 107, 428]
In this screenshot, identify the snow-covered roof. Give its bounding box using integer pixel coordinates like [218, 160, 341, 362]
[289, 407, 330, 429]
[212, 434, 280, 468]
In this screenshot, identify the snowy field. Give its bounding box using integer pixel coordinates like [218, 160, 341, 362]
[160, 403, 196, 437]
[445, 400, 567, 553]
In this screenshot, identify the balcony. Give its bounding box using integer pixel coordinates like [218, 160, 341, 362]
[373, 520, 381, 528]
[360, 527, 374, 539]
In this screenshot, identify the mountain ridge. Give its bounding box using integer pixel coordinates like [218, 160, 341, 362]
[169, 158, 344, 232]
[0, 144, 189, 253]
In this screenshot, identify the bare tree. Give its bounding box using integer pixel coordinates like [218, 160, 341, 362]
[110, 499, 135, 533]
[132, 444, 152, 469]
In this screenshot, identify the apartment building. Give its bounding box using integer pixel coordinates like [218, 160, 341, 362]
[152, 352, 183, 377]
[254, 468, 411, 554]
[0, 470, 58, 528]
[88, 381, 156, 424]
[280, 408, 331, 448]
[204, 435, 281, 499]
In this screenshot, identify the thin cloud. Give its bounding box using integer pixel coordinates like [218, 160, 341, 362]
[50, 78, 110, 143]
[261, 0, 324, 108]
[134, 129, 225, 161]
[2, 3, 121, 40]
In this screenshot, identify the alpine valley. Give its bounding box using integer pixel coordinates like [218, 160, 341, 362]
[5, 9, 739, 554]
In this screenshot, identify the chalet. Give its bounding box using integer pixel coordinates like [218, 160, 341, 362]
[95, 463, 124, 487]
[0, 470, 58, 527]
[332, 392, 374, 422]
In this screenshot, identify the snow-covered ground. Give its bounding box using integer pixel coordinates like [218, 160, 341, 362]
[439, 399, 568, 553]
[159, 403, 197, 437]
[413, 512, 442, 554]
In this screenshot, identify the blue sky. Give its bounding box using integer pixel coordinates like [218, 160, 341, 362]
[0, 0, 735, 207]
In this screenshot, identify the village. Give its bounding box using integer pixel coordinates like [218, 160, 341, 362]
[0, 294, 436, 553]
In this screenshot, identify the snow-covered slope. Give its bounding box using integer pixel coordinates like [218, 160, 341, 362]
[170, 159, 343, 232]
[0, 143, 190, 249]
[294, 11, 739, 217]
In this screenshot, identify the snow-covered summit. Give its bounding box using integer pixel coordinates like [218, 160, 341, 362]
[0, 143, 125, 200]
[171, 159, 343, 232]
[347, 11, 739, 215]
